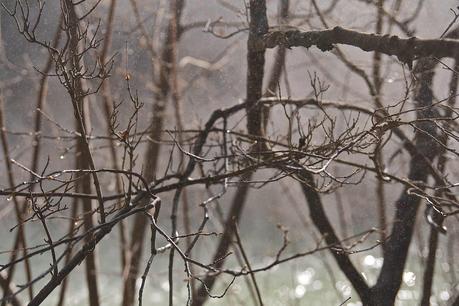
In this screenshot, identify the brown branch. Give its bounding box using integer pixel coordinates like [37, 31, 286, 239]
[0, 271, 22, 306]
[0, 96, 34, 303]
[167, 1, 186, 305]
[65, 2, 101, 305]
[55, 203, 78, 306]
[263, 27, 459, 65]
[233, 222, 264, 306]
[64, 0, 106, 224]
[122, 1, 185, 303]
[192, 1, 285, 304]
[97, 0, 129, 274]
[192, 172, 253, 306]
[372, 0, 387, 252]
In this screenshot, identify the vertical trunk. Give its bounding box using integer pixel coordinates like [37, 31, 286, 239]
[0, 98, 32, 304]
[77, 146, 100, 306]
[0, 272, 22, 306]
[246, 0, 268, 143]
[65, 1, 100, 305]
[372, 0, 387, 250]
[193, 1, 283, 305]
[372, 57, 440, 305]
[56, 202, 78, 306]
[122, 2, 185, 305]
[97, 0, 129, 273]
[167, 1, 186, 304]
[192, 172, 253, 306]
[420, 229, 439, 306]
[421, 58, 459, 306]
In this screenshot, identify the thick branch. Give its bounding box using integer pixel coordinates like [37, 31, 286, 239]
[263, 27, 459, 65]
[297, 169, 371, 301]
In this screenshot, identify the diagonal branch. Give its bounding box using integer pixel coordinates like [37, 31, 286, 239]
[296, 168, 371, 301]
